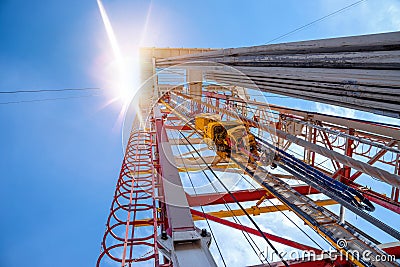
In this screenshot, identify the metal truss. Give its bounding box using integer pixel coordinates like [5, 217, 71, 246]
[98, 32, 400, 267]
[162, 93, 399, 267]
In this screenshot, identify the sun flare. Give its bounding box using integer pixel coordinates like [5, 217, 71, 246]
[97, 0, 136, 104]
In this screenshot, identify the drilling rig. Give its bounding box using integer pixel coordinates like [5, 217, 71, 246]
[97, 32, 400, 267]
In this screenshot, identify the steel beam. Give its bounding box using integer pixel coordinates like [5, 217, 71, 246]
[156, 32, 400, 61]
[187, 185, 319, 206]
[164, 125, 193, 130]
[154, 106, 217, 267]
[190, 209, 322, 253]
[191, 199, 336, 219]
[349, 140, 397, 182]
[379, 242, 400, 259]
[157, 32, 400, 118]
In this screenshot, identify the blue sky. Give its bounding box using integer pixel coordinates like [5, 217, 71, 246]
[1, 0, 400, 266]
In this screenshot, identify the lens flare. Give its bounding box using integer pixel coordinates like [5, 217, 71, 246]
[97, 0, 131, 103]
[97, 0, 121, 61]
[96, 0, 156, 129]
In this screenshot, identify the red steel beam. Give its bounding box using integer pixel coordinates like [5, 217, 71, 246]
[341, 128, 355, 183]
[310, 127, 317, 167]
[380, 243, 400, 259]
[164, 125, 192, 130]
[167, 116, 181, 120]
[187, 185, 319, 206]
[349, 140, 397, 182]
[190, 209, 322, 253]
[204, 91, 228, 100]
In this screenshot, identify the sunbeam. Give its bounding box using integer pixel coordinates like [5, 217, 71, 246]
[97, 0, 131, 104]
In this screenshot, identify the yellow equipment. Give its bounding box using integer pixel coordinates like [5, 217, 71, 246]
[195, 114, 258, 161]
[194, 113, 221, 132]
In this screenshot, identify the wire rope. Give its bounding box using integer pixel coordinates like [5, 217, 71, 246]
[167, 119, 269, 265]
[0, 94, 101, 105]
[169, 129, 228, 267]
[264, 0, 367, 44]
[0, 87, 100, 94]
[169, 118, 289, 267]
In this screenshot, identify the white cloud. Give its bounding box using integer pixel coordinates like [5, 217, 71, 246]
[318, 0, 400, 35]
[314, 102, 400, 126]
[314, 102, 356, 118]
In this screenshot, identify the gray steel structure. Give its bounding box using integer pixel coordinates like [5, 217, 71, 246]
[154, 106, 217, 267]
[156, 31, 400, 118]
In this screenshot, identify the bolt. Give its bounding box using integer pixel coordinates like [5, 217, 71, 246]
[161, 230, 168, 240]
[201, 228, 207, 237]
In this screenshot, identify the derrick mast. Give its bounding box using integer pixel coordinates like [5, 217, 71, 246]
[98, 32, 400, 267]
